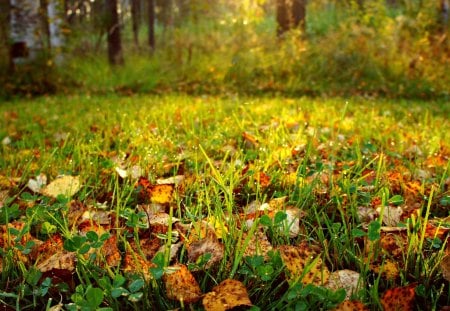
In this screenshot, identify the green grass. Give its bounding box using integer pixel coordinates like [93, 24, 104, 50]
[0, 95, 449, 310]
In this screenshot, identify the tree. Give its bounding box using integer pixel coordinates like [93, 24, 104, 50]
[131, 0, 141, 47]
[9, 0, 44, 69]
[440, 0, 449, 33]
[47, 0, 65, 64]
[106, 0, 124, 65]
[148, 0, 155, 50]
[276, 0, 306, 36]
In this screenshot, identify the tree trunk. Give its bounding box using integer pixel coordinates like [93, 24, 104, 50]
[106, 0, 124, 65]
[276, 0, 307, 36]
[276, 0, 290, 36]
[131, 0, 140, 47]
[292, 0, 306, 31]
[440, 0, 449, 33]
[148, 0, 155, 50]
[47, 0, 65, 63]
[9, 0, 43, 69]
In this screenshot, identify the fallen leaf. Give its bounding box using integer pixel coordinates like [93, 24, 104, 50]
[279, 242, 329, 285]
[242, 132, 259, 148]
[37, 251, 76, 272]
[380, 283, 416, 311]
[376, 205, 403, 227]
[203, 279, 252, 311]
[122, 251, 155, 281]
[42, 175, 81, 198]
[331, 300, 369, 311]
[370, 260, 400, 280]
[27, 173, 47, 193]
[137, 177, 174, 204]
[188, 236, 224, 269]
[163, 264, 202, 303]
[242, 228, 273, 260]
[325, 269, 361, 299]
[441, 255, 450, 282]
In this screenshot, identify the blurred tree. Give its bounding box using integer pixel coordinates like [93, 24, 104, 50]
[9, 0, 44, 70]
[148, 0, 155, 50]
[276, 0, 306, 36]
[106, 0, 124, 65]
[131, 0, 140, 47]
[47, 0, 65, 63]
[440, 0, 449, 32]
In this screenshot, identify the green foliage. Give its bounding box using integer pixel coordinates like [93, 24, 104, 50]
[1, 1, 449, 98]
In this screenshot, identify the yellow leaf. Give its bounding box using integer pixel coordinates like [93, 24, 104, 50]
[279, 243, 329, 285]
[42, 175, 81, 198]
[203, 279, 252, 311]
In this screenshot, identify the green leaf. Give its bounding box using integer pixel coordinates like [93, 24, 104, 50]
[368, 221, 381, 241]
[78, 243, 91, 255]
[274, 211, 287, 225]
[259, 214, 272, 227]
[351, 228, 366, 238]
[388, 195, 404, 205]
[86, 287, 103, 308]
[113, 274, 126, 288]
[111, 287, 128, 298]
[86, 231, 98, 243]
[128, 278, 145, 293]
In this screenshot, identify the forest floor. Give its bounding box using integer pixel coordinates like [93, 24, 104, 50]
[0, 94, 449, 310]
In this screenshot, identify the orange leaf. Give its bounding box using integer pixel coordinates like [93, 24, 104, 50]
[380, 283, 416, 311]
[163, 264, 202, 303]
[203, 279, 252, 311]
[331, 300, 369, 311]
[242, 132, 259, 148]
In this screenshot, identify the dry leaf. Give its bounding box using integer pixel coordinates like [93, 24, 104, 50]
[37, 251, 76, 272]
[325, 269, 361, 299]
[122, 251, 155, 281]
[370, 260, 400, 280]
[42, 175, 81, 198]
[203, 279, 252, 311]
[242, 228, 273, 260]
[441, 255, 450, 282]
[101, 234, 121, 267]
[242, 132, 259, 148]
[279, 242, 329, 285]
[27, 173, 47, 193]
[376, 205, 403, 227]
[331, 300, 369, 311]
[188, 237, 224, 269]
[163, 264, 202, 303]
[137, 177, 174, 204]
[380, 283, 416, 311]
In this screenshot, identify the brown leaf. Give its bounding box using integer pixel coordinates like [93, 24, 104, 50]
[203, 279, 252, 311]
[188, 236, 224, 269]
[325, 269, 361, 299]
[441, 255, 450, 282]
[242, 132, 259, 148]
[163, 264, 202, 303]
[380, 283, 416, 311]
[122, 251, 155, 281]
[242, 228, 273, 260]
[279, 242, 329, 285]
[331, 300, 369, 311]
[370, 260, 400, 280]
[37, 251, 76, 272]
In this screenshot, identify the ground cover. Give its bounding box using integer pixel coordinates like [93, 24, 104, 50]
[0, 95, 449, 310]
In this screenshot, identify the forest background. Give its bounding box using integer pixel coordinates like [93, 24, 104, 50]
[1, 0, 449, 99]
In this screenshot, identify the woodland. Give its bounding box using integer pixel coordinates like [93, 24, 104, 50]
[0, 1, 449, 310]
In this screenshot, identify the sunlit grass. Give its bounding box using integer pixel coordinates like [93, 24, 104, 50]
[0, 95, 449, 309]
